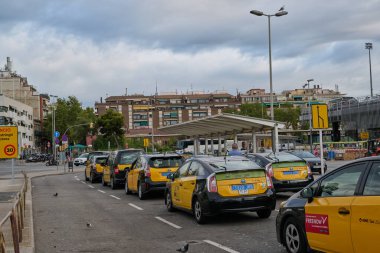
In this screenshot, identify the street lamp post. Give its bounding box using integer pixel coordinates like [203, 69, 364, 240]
[50, 95, 58, 162]
[305, 79, 314, 152]
[365, 42, 373, 97]
[250, 8, 288, 152]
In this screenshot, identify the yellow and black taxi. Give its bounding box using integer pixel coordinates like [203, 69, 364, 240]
[247, 152, 314, 193]
[84, 151, 109, 181]
[165, 156, 276, 224]
[125, 153, 184, 199]
[87, 155, 109, 183]
[103, 149, 144, 189]
[276, 156, 380, 253]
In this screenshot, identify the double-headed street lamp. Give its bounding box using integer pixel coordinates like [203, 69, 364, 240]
[250, 8, 288, 121]
[365, 42, 373, 97]
[250, 7, 288, 152]
[304, 79, 314, 152]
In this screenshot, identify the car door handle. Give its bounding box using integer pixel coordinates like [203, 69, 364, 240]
[179, 183, 183, 186]
[190, 182, 195, 185]
[338, 207, 350, 215]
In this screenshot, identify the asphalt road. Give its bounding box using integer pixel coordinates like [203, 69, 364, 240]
[0, 159, 60, 176]
[31, 160, 351, 253]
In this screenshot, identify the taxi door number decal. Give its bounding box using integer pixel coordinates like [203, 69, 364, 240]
[305, 214, 329, 235]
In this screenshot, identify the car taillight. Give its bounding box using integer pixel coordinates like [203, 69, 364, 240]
[265, 172, 273, 189]
[207, 174, 218, 193]
[145, 165, 151, 177]
[266, 164, 274, 178]
[307, 165, 312, 176]
[114, 165, 119, 174]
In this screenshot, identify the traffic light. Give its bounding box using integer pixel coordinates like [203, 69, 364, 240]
[332, 122, 340, 142]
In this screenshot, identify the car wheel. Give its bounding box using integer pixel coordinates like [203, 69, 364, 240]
[110, 176, 117, 190]
[166, 191, 174, 212]
[283, 217, 307, 253]
[138, 182, 145, 200]
[257, 209, 272, 219]
[125, 178, 131, 195]
[102, 176, 107, 186]
[90, 171, 95, 183]
[193, 198, 206, 224]
[85, 170, 89, 181]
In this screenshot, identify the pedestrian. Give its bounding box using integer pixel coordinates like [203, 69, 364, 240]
[228, 143, 242, 156]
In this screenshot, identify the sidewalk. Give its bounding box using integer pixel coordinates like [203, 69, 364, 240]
[0, 164, 81, 253]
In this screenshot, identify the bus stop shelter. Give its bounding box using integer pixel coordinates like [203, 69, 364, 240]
[158, 113, 285, 155]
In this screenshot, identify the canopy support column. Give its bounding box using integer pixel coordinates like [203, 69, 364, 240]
[218, 134, 222, 156]
[252, 130, 257, 153]
[205, 137, 208, 155]
[210, 137, 214, 155]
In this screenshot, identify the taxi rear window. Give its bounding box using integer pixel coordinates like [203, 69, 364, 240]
[95, 157, 108, 164]
[119, 152, 140, 164]
[209, 160, 262, 171]
[148, 157, 183, 168]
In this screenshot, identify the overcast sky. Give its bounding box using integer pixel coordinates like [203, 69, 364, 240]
[0, 0, 379, 107]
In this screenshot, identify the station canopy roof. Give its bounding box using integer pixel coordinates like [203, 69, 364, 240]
[158, 113, 285, 137]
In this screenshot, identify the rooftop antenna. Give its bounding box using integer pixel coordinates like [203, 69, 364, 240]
[155, 81, 158, 96]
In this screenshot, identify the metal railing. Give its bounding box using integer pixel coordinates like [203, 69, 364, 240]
[0, 172, 27, 253]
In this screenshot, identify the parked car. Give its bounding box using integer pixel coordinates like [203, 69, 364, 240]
[103, 149, 144, 189]
[74, 153, 89, 166]
[87, 155, 109, 183]
[84, 151, 109, 181]
[247, 152, 314, 193]
[165, 156, 276, 224]
[276, 156, 380, 253]
[125, 153, 184, 199]
[287, 150, 327, 174]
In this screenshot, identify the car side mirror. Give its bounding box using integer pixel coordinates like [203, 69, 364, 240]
[300, 187, 314, 203]
[125, 166, 131, 172]
[167, 173, 175, 181]
[100, 162, 107, 167]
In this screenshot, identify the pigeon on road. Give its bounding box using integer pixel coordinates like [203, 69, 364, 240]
[176, 243, 189, 252]
[53, 193, 58, 197]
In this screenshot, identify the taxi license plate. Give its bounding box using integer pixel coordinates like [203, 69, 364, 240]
[161, 172, 171, 176]
[231, 184, 254, 194]
[283, 171, 299, 175]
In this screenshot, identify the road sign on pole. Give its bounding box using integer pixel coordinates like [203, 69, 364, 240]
[144, 138, 150, 147]
[312, 104, 329, 129]
[54, 131, 60, 138]
[0, 126, 18, 159]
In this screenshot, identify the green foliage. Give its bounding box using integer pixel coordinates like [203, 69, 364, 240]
[94, 109, 125, 150]
[223, 103, 269, 119]
[274, 106, 301, 129]
[43, 96, 95, 145]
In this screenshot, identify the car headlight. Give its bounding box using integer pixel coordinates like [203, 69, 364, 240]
[280, 201, 287, 209]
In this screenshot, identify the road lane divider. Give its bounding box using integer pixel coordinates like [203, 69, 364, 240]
[97, 190, 106, 193]
[203, 240, 239, 253]
[110, 195, 121, 200]
[81, 181, 86, 184]
[128, 203, 144, 211]
[88, 185, 95, 189]
[155, 216, 181, 229]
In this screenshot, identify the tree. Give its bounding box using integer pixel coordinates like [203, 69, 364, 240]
[94, 109, 125, 150]
[223, 103, 269, 119]
[43, 96, 94, 146]
[274, 105, 301, 129]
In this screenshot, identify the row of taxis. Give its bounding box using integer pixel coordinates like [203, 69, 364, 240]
[82, 149, 380, 252]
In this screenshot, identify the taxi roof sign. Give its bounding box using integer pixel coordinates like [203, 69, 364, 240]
[311, 104, 329, 129]
[0, 126, 18, 159]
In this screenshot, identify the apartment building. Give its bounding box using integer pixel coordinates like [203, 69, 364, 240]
[94, 91, 240, 137]
[0, 57, 50, 151]
[0, 94, 34, 149]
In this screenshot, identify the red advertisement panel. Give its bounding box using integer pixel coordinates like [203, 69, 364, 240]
[305, 214, 329, 235]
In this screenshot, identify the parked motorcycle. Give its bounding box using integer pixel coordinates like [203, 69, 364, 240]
[46, 159, 59, 166]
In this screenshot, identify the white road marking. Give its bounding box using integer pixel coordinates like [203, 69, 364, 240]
[81, 181, 86, 184]
[88, 185, 95, 189]
[110, 195, 121, 200]
[203, 240, 239, 253]
[97, 190, 106, 193]
[75, 178, 80, 181]
[129, 203, 144, 211]
[275, 209, 279, 212]
[155, 216, 181, 229]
